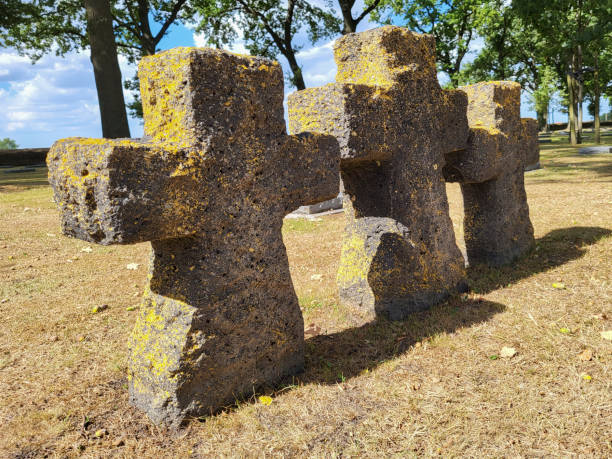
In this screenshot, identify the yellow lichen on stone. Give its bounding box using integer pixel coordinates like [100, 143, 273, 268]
[334, 25, 436, 87]
[140, 48, 194, 147]
[337, 233, 370, 288]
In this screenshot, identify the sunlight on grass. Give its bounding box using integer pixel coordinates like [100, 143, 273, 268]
[0, 140, 610, 457]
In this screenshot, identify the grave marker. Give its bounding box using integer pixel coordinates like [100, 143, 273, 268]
[47, 48, 339, 426]
[289, 26, 468, 320]
[443, 81, 536, 265]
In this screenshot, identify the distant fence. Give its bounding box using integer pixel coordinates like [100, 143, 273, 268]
[549, 120, 612, 131]
[0, 148, 49, 167]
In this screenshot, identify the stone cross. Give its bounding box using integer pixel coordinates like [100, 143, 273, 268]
[443, 81, 537, 266]
[288, 26, 468, 320]
[47, 48, 339, 427]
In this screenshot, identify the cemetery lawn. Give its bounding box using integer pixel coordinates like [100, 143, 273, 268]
[1, 138, 610, 457]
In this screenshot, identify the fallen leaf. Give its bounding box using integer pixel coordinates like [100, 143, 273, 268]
[559, 327, 571, 334]
[46, 233, 55, 237]
[126, 306, 137, 311]
[0, 298, 8, 304]
[310, 274, 323, 281]
[552, 283, 566, 289]
[91, 304, 109, 314]
[126, 263, 139, 270]
[81, 246, 93, 253]
[578, 349, 593, 361]
[600, 330, 612, 341]
[94, 429, 107, 438]
[580, 373, 592, 382]
[258, 395, 272, 405]
[489, 354, 499, 360]
[500, 346, 517, 358]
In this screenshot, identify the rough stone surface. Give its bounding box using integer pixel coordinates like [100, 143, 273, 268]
[443, 81, 536, 266]
[288, 26, 468, 320]
[47, 47, 340, 427]
[521, 118, 540, 168]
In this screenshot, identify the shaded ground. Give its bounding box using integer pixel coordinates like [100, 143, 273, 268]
[0, 139, 610, 457]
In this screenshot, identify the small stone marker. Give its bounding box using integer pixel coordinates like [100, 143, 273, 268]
[443, 81, 536, 266]
[578, 145, 612, 155]
[289, 26, 468, 320]
[47, 47, 339, 426]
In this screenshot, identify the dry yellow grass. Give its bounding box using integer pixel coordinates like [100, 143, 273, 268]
[0, 139, 610, 457]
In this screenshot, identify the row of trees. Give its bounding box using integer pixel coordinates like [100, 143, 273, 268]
[1, 0, 610, 144]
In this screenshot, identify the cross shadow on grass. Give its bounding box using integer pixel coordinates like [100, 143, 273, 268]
[467, 226, 611, 295]
[291, 226, 610, 387]
[296, 297, 505, 386]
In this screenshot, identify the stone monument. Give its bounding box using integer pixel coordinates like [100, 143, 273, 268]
[47, 48, 339, 426]
[288, 26, 468, 320]
[443, 81, 537, 266]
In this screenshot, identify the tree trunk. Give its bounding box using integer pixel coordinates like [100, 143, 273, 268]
[536, 110, 545, 131]
[593, 51, 601, 144]
[339, 0, 357, 34]
[543, 109, 549, 133]
[285, 50, 306, 90]
[577, 80, 583, 140]
[84, 0, 130, 138]
[567, 71, 577, 145]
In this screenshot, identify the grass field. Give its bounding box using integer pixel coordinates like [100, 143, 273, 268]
[0, 138, 610, 457]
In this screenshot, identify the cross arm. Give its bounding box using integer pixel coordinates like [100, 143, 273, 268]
[288, 83, 393, 164]
[47, 138, 210, 245]
[521, 118, 539, 167]
[439, 89, 469, 155]
[443, 127, 504, 183]
[443, 81, 525, 184]
[278, 132, 340, 213]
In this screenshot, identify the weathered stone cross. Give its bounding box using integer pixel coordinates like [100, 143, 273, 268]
[443, 81, 537, 265]
[47, 48, 339, 426]
[289, 26, 468, 320]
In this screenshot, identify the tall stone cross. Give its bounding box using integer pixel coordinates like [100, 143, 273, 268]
[443, 81, 537, 266]
[289, 26, 468, 320]
[47, 48, 339, 426]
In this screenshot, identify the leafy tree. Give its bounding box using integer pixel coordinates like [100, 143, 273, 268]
[193, 0, 341, 90]
[0, 138, 19, 149]
[2, 0, 129, 137]
[376, 0, 497, 87]
[513, 0, 612, 145]
[0, 1, 39, 45]
[458, 4, 561, 130]
[527, 66, 558, 131]
[1, 0, 196, 122]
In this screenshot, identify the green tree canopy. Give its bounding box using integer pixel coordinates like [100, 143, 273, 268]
[376, 0, 498, 87]
[193, 0, 341, 90]
[0, 138, 19, 149]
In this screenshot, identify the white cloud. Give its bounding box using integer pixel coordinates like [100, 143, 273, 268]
[0, 49, 142, 148]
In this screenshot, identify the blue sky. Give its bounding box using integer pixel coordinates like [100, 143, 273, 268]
[0, 6, 606, 148]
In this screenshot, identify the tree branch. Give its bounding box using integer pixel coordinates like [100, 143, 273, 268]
[154, 0, 188, 44]
[355, 0, 380, 26]
[236, 0, 286, 54]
